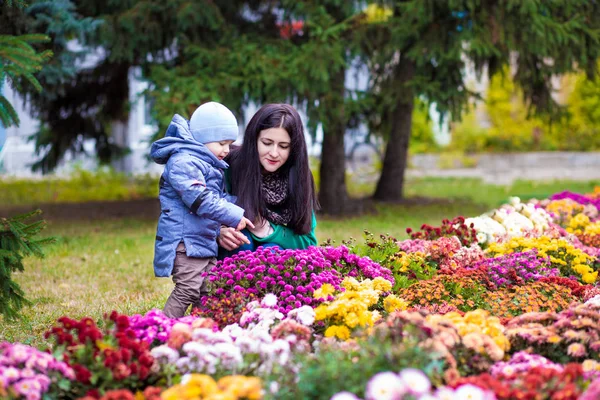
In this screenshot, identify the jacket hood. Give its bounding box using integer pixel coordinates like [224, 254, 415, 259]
[150, 114, 229, 169]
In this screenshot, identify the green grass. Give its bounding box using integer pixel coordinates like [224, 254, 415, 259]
[0, 168, 157, 206]
[404, 177, 600, 208]
[1, 176, 598, 348]
[0, 219, 170, 347]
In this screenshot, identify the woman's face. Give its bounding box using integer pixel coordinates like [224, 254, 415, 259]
[257, 127, 291, 173]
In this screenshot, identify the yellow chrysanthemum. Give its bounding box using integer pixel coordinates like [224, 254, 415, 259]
[217, 376, 263, 400]
[585, 223, 600, 235]
[313, 283, 336, 299]
[162, 374, 219, 400]
[583, 271, 598, 284]
[344, 312, 360, 328]
[325, 325, 351, 340]
[314, 305, 329, 321]
[359, 289, 380, 306]
[372, 277, 392, 293]
[341, 277, 361, 291]
[383, 294, 408, 313]
[324, 325, 339, 338]
[567, 213, 591, 234]
[493, 335, 511, 352]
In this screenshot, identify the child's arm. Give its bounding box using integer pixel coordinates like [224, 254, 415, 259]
[166, 155, 245, 228]
[223, 192, 238, 205]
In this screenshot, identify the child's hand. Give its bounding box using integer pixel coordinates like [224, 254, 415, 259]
[236, 217, 255, 231]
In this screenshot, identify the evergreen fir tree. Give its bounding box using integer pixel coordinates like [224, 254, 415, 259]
[1, 0, 100, 170]
[0, 209, 53, 320]
[358, 1, 600, 202]
[0, 0, 52, 128]
[146, 1, 364, 215]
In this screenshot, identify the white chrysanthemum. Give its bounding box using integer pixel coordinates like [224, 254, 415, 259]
[503, 212, 534, 231]
[175, 356, 193, 373]
[399, 368, 431, 395]
[476, 232, 488, 244]
[235, 334, 261, 353]
[240, 310, 257, 326]
[585, 295, 600, 307]
[433, 387, 456, 400]
[520, 205, 532, 217]
[221, 323, 243, 338]
[241, 307, 284, 330]
[261, 293, 278, 308]
[287, 305, 316, 326]
[213, 342, 243, 367]
[182, 341, 208, 358]
[466, 215, 506, 244]
[492, 209, 509, 223]
[247, 327, 273, 343]
[365, 372, 406, 400]
[192, 328, 232, 343]
[245, 300, 260, 311]
[150, 345, 180, 364]
[454, 384, 491, 400]
[330, 392, 361, 400]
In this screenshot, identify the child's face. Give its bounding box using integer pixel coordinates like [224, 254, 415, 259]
[205, 140, 234, 160]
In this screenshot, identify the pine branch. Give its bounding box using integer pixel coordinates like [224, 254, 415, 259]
[0, 210, 54, 320]
[0, 33, 52, 128]
[0, 95, 20, 128]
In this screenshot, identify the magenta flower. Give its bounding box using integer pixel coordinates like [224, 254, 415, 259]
[201, 245, 394, 316]
[469, 249, 559, 287]
[128, 309, 198, 343]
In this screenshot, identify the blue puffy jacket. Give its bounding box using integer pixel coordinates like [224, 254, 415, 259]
[151, 114, 244, 277]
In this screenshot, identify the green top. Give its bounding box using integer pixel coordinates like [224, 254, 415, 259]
[250, 213, 318, 249]
[224, 169, 318, 249]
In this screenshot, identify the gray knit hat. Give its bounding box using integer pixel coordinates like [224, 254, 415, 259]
[189, 102, 239, 144]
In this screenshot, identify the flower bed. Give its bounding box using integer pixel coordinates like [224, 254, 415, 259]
[4, 187, 600, 399]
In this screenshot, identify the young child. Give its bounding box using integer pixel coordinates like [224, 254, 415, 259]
[150, 102, 254, 318]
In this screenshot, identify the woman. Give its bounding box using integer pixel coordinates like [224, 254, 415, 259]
[218, 103, 319, 255]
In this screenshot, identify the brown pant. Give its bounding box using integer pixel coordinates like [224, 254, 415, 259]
[163, 242, 216, 318]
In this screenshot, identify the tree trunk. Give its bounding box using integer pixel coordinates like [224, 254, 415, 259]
[110, 120, 130, 172]
[318, 68, 358, 215]
[374, 56, 416, 201]
[107, 63, 131, 172]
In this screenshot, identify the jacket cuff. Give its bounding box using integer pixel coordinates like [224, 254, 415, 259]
[220, 203, 245, 228]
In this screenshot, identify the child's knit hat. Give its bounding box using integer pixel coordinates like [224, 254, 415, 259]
[189, 102, 239, 144]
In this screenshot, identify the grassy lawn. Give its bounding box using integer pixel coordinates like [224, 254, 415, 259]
[1, 177, 599, 348]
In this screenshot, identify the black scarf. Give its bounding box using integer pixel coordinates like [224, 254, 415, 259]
[262, 171, 292, 225]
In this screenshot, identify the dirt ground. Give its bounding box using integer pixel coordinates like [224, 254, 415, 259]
[0, 198, 161, 221]
[0, 195, 458, 222]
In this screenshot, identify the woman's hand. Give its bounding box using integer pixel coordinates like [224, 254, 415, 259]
[248, 218, 273, 238]
[217, 226, 250, 251]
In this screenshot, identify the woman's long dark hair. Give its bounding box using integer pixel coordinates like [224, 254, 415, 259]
[227, 103, 319, 235]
